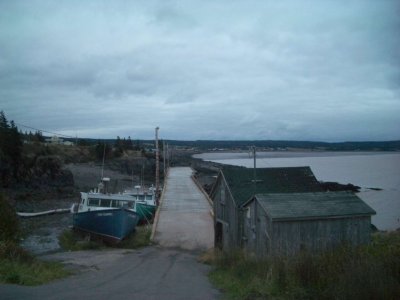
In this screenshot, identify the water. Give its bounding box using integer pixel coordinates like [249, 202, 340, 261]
[194, 151, 400, 231]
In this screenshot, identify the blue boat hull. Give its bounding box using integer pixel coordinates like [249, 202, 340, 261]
[73, 208, 139, 243]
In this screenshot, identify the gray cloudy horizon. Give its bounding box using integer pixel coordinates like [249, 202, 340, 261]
[1, 0, 399, 141]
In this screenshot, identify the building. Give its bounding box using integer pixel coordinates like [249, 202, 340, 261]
[210, 166, 323, 251]
[45, 136, 74, 146]
[242, 192, 376, 257]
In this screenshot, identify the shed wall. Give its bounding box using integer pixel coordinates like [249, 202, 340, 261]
[242, 199, 372, 257]
[271, 216, 372, 256]
[213, 176, 241, 250]
[243, 201, 273, 257]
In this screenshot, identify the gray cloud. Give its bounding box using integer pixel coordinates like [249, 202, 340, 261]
[0, 0, 399, 141]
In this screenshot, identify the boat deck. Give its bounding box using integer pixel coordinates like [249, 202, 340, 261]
[152, 167, 214, 251]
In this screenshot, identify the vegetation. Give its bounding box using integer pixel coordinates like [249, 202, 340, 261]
[208, 231, 400, 300]
[0, 111, 23, 186]
[58, 230, 105, 251]
[0, 194, 20, 241]
[116, 226, 152, 249]
[0, 240, 69, 285]
[0, 193, 69, 285]
[59, 226, 152, 251]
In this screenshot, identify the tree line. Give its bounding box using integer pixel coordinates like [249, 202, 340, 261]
[0, 111, 23, 186]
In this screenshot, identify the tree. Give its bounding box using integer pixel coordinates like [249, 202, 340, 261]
[8, 121, 23, 178]
[126, 136, 133, 150]
[0, 111, 23, 183]
[95, 142, 112, 161]
[33, 130, 45, 143]
[0, 111, 9, 152]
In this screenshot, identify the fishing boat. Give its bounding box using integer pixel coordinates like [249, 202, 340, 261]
[71, 178, 140, 243]
[123, 185, 157, 222]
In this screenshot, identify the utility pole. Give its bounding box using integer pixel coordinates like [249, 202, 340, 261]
[163, 140, 166, 178]
[155, 127, 160, 201]
[251, 146, 257, 195]
[251, 146, 256, 182]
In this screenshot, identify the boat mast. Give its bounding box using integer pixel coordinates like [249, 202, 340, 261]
[101, 143, 106, 180]
[155, 127, 160, 200]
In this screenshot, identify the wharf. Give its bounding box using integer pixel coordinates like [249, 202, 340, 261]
[152, 167, 214, 251]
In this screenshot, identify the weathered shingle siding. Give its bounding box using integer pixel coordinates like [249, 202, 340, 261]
[243, 201, 273, 257]
[212, 174, 241, 250]
[242, 194, 374, 257]
[270, 216, 372, 256]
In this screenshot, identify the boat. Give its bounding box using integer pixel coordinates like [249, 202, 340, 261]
[71, 178, 140, 243]
[123, 185, 157, 223]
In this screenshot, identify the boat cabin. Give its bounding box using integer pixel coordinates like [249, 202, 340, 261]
[77, 192, 137, 212]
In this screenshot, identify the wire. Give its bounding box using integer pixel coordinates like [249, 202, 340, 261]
[14, 122, 76, 139]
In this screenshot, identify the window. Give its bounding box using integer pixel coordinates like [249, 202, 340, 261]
[246, 207, 251, 219]
[88, 198, 100, 207]
[119, 201, 133, 208]
[100, 199, 111, 207]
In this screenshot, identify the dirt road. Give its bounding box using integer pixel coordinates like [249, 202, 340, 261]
[0, 247, 220, 300]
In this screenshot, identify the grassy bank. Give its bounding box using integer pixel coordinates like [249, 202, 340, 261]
[0, 194, 70, 285]
[0, 241, 69, 286]
[59, 225, 152, 251]
[208, 231, 400, 300]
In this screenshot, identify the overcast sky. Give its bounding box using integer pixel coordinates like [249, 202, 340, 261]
[0, 0, 399, 141]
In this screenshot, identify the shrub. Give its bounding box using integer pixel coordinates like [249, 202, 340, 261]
[0, 193, 19, 242]
[0, 240, 33, 262]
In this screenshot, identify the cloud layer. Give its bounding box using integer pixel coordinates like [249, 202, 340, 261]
[1, 0, 399, 141]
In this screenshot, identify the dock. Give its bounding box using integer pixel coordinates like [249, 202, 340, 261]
[152, 167, 214, 251]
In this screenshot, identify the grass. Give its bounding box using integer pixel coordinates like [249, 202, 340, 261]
[0, 193, 70, 285]
[58, 225, 152, 251]
[0, 241, 70, 285]
[58, 230, 105, 251]
[208, 231, 400, 300]
[115, 225, 152, 249]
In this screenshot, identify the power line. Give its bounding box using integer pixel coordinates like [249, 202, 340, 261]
[15, 122, 76, 139]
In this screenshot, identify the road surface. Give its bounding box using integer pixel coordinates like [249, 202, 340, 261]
[0, 247, 220, 300]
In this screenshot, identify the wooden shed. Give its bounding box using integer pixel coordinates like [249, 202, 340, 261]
[242, 192, 376, 257]
[210, 166, 323, 251]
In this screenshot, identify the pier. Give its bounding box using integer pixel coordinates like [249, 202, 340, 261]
[152, 167, 214, 251]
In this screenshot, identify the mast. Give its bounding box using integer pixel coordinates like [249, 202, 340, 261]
[101, 143, 106, 180]
[155, 127, 160, 198]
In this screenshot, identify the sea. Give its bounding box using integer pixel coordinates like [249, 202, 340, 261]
[194, 151, 400, 231]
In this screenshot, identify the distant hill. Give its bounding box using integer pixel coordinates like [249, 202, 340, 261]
[70, 138, 400, 151]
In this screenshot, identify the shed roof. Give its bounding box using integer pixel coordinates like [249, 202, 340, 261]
[221, 166, 323, 206]
[251, 192, 376, 220]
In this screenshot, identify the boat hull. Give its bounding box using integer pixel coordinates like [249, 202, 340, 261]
[72, 208, 139, 243]
[136, 203, 156, 222]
